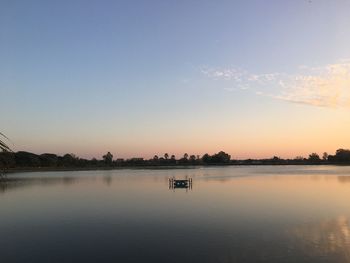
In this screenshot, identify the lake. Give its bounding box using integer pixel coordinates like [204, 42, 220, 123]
[1, 166, 350, 262]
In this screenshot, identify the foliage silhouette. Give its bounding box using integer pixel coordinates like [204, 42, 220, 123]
[103, 152, 113, 166]
[2, 148, 350, 170]
[0, 132, 11, 152]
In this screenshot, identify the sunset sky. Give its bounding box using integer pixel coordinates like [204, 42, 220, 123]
[1, 0, 350, 159]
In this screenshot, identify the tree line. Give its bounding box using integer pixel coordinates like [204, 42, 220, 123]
[1, 149, 350, 170]
[0, 151, 231, 169]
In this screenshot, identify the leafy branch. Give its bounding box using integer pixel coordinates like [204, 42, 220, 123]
[0, 132, 12, 152]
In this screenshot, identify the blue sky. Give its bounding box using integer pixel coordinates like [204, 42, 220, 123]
[1, 0, 350, 159]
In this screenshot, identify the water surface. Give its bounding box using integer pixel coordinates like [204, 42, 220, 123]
[1, 166, 350, 262]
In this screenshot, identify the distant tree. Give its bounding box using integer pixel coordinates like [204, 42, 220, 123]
[272, 156, 280, 161]
[15, 151, 41, 167]
[61, 153, 78, 166]
[103, 152, 113, 166]
[127, 158, 144, 166]
[189, 155, 196, 164]
[322, 152, 329, 161]
[202, 151, 231, 164]
[202, 153, 211, 164]
[40, 153, 58, 167]
[293, 156, 305, 164]
[214, 151, 231, 163]
[308, 153, 321, 163]
[170, 154, 176, 164]
[91, 158, 98, 166]
[151, 155, 159, 165]
[330, 149, 350, 163]
[183, 153, 188, 160]
[164, 153, 169, 160]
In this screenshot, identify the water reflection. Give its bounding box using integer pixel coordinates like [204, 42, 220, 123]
[103, 175, 112, 186]
[289, 216, 350, 261]
[338, 176, 350, 183]
[0, 177, 78, 194]
[1, 167, 350, 262]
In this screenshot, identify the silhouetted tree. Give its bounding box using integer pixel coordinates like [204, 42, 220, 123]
[15, 151, 41, 167]
[90, 158, 98, 166]
[272, 156, 280, 161]
[202, 151, 231, 164]
[189, 155, 196, 164]
[170, 154, 176, 164]
[183, 153, 188, 160]
[215, 151, 231, 163]
[293, 156, 306, 164]
[322, 152, 329, 161]
[103, 152, 113, 166]
[60, 153, 78, 166]
[329, 149, 350, 164]
[164, 153, 169, 160]
[40, 153, 58, 167]
[308, 153, 321, 164]
[202, 153, 211, 164]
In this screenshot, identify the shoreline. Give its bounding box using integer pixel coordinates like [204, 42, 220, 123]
[2, 163, 344, 175]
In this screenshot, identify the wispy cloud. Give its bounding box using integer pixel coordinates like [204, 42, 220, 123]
[201, 61, 350, 108]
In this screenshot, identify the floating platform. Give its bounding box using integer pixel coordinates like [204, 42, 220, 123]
[169, 177, 192, 190]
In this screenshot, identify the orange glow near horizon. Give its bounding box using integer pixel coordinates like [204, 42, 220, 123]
[9, 90, 350, 160]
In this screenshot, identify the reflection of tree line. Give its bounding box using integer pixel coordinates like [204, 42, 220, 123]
[0, 175, 116, 193]
[0, 177, 78, 194]
[1, 149, 350, 170]
[337, 176, 350, 183]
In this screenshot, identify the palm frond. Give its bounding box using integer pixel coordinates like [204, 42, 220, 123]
[0, 133, 12, 152]
[0, 132, 10, 141]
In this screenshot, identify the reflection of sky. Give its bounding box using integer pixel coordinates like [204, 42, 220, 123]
[288, 216, 350, 262]
[2, 167, 350, 261]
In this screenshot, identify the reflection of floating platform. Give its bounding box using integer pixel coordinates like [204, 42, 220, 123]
[169, 178, 192, 190]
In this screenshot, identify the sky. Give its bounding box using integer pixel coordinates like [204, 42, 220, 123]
[1, 0, 350, 159]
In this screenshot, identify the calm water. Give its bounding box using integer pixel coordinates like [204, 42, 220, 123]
[2, 166, 350, 262]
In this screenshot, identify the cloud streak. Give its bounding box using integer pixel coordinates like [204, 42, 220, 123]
[201, 61, 350, 108]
